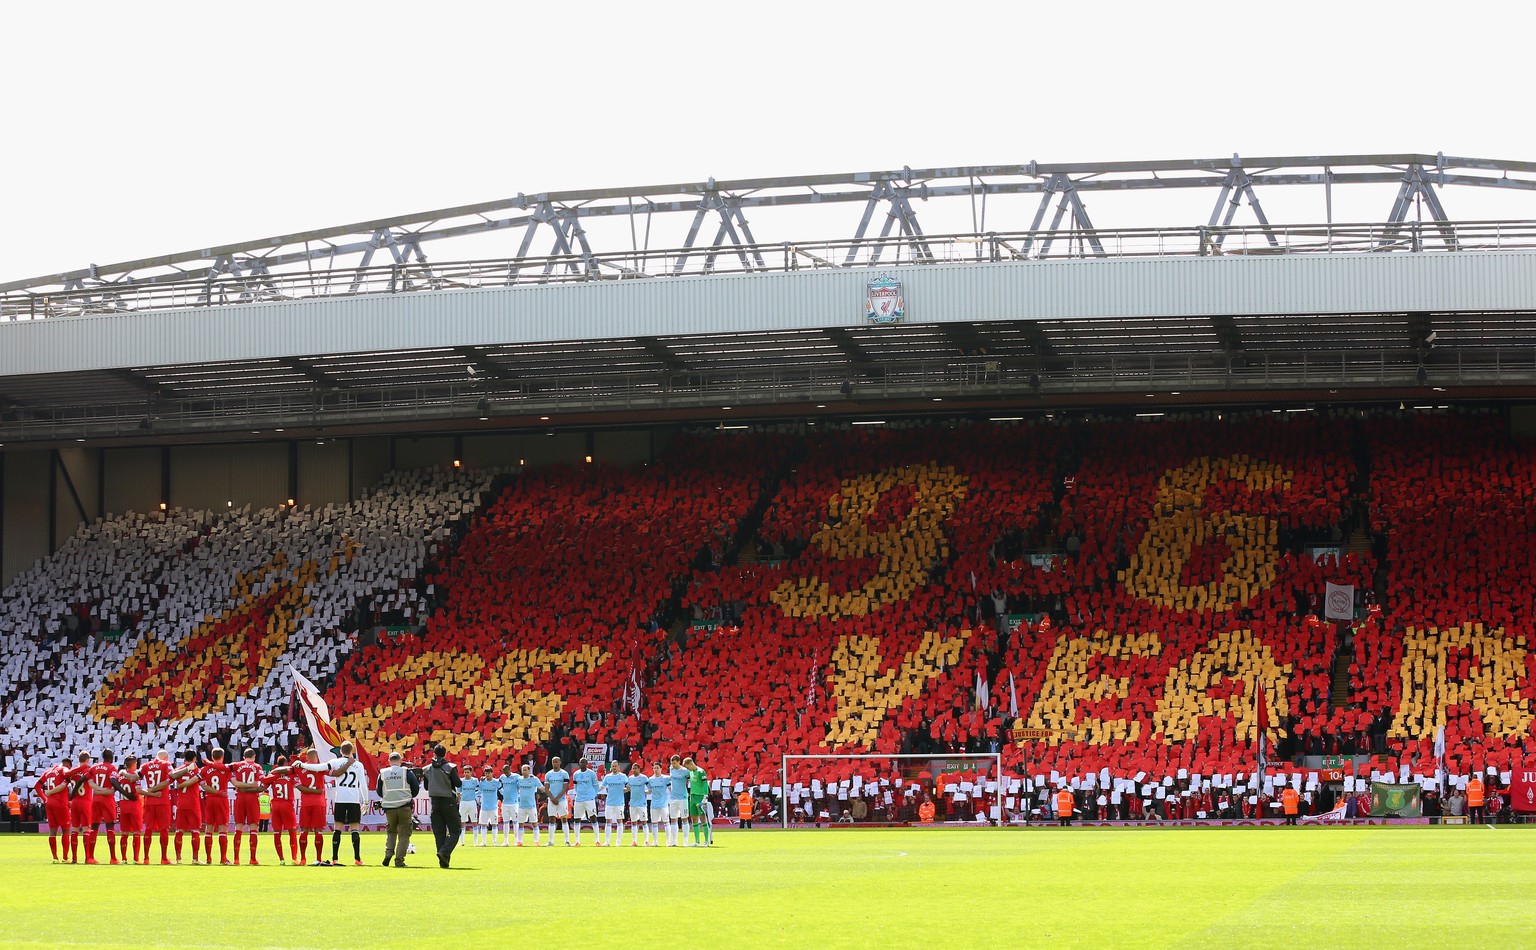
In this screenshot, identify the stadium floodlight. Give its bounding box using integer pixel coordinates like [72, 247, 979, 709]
[780, 753, 1003, 828]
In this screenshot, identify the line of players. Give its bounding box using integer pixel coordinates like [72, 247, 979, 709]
[35, 745, 362, 866]
[35, 744, 716, 864]
[461, 754, 714, 848]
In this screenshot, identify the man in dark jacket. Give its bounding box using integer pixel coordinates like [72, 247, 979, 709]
[421, 745, 462, 868]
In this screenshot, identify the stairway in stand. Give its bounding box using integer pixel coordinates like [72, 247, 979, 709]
[1329, 645, 1354, 711]
[733, 543, 759, 567]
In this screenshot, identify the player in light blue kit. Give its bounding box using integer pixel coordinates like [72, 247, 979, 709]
[544, 757, 572, 847]
[647, 762, 673, 847]
[495, 765, 518, 846]
[625, 762, 649, 847]
[459, 770, 482, 847]
[569, 758, 600, 847]
[600, 765, 629, 847]
[474, 766, 499, 846]
[668, 754, 692, 847]
[513, 764, 544, 847]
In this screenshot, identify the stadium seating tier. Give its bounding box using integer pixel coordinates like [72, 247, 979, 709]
[2, 413, 1531, 809]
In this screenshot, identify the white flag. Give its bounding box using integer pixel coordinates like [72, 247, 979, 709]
[289, 666, 343, 762]
[1008, 672, 1019, 718]
[1434, 725, 1447, 792]
[1324, 582, 1355, 621]
[974, 672, 990, 710]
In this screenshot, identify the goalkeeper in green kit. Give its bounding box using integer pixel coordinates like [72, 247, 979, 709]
[682, 756, 712, 846]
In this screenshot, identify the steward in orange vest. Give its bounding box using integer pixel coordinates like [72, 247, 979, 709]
[1056, 789, 1075, 826]
[737, 790, 753, 829]
[1467, 777, 1487, 823]
[1281, 787, 1299, 825]
[917, 799, 936, 824]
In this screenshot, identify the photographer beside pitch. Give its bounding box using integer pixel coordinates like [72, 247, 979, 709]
[376, 751, 420, 867]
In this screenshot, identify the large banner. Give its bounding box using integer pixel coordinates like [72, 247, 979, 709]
[1510, 766, 1536, 813]
[1370, 782, 1422, 818]
[1300, 800, 1350, 824]
[1324, 582, 1356, 621]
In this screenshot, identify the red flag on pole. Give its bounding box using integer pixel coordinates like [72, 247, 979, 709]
[1255, 683, 1270, 778]
[291, 666, 379, 788]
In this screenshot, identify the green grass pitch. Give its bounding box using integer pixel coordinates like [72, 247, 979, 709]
[2, 827, 1532, 949]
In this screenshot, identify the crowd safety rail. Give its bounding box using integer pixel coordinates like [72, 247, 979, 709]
[4, 219, 1536, 322]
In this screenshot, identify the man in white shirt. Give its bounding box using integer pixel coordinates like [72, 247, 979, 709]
[295, 742, 363, 866]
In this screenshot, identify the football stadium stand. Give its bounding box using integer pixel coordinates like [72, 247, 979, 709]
[1, 411, 1532, 819]
[322, 433, 787, 771]
[0, 468, 494, 774]
[1361, 413, 1536, 776]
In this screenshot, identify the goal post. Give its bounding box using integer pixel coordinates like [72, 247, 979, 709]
[780, 752, 1004, 828]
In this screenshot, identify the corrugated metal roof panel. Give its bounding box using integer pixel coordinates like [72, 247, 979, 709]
[4, 251, 1535, 378]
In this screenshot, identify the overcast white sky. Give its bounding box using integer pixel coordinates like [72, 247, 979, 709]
[2, 1, 1533, 282]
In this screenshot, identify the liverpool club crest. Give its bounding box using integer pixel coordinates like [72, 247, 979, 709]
[865, 274, 904, 324]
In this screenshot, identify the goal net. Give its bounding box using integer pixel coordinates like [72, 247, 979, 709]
[780, 753, 1003, 827]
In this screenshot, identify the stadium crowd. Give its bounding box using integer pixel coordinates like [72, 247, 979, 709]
[3, 410, 1533, 844]
[0, 468, 492, 788]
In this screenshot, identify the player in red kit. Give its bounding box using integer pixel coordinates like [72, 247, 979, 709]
[84, 749, 125, 864]
[260, 755, 300, 865]
[172, 750, 205, 863]
[116, 756, 144, 863]
[69, 752, 93, 860]
[139, 750, 192, 865]
[200, 749, 235, 865]
[230, 747, 266, 865]
[275, 748, 329, 865]
[38, 756, 87, 863]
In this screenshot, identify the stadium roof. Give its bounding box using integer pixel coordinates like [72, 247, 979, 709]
[3, 153, 1536, 443]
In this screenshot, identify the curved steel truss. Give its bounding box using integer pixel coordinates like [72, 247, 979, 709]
[3, 153, 1536, 443]
[5, 153, 1536, 307]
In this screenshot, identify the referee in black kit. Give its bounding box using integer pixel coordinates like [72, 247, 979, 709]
[422, 744, 462, 868]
